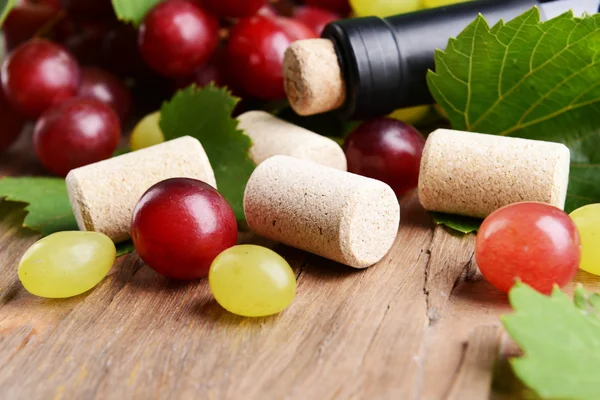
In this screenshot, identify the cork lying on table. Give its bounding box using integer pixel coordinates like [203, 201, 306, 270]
[283, 39, 346, 117]
[418, 129, 571, 219]
[66, 136, 217, 243]
[244, 155, 400, 269]
[237, 111, 347, 170]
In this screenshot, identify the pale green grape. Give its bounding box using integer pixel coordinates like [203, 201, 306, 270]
[422, 0, 472, 9]
[388, 105, 430, 125]
[18, 231, 116, 298]
[570, 204, 600, 276]
[350, 0, 421, 17]
[209, 245, 296, 317]
[130, 111, 165, 151]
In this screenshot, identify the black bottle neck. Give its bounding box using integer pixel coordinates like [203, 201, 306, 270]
[322, 0, 541, 120]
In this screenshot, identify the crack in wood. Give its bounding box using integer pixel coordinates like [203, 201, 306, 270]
[423, 226, 477, 324]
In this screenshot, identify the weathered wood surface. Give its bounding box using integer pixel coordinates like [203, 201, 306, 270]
[0, 136, 598, 399]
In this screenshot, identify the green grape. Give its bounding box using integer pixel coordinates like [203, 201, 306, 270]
[350, 0, 420, 17]
[209, 245, 296, 317]
[129, 111, 165, 151]
[422, 0, 471, 9]
[18, 231, 116, 298]
[388, 105, 430, 125]
[570, 204, 600, 276]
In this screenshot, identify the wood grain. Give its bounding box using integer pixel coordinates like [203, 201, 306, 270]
[0, 138, 598, 399]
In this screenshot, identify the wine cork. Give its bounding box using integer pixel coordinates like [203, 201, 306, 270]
[244, 155, 400, 269]
[418, 129, 571, 218]
[237, 111, 347, 170]
[66, 136, 217, 243]
[283, 39, 346, 117]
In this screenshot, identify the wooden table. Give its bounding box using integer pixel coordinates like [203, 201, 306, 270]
[1, 137, 597, 399]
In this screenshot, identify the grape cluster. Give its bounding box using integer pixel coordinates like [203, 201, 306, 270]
[0, 0, 348, 176]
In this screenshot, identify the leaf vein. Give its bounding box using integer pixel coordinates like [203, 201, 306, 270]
[471, 24, 600, 131]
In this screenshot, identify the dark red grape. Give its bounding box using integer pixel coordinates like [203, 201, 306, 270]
[476, 202, 581, 294]
[294, 6, 340, 36]
[138, 0, 220, 78]
[131, 178, 238, 280]
[102, 24, 153, 79]
[33, 98, 120, 176]
[279, 16, 318, 40]
[225, 15, 316, 100]
[1, 39, 80, 118]
[0, 86, 26, 153]
[38, 0, 62, 11]
[78, 67, 132, 122]
[173, 48, 228, 90]
[59, 21, 113, 67]
[2, 1, 61, 50]
[343, 118, 425, 198]
[257, 3, 277, 17]
[305, 0, 351, 15]
[203, 0, 267, 18]
[59, 0, 114, 21]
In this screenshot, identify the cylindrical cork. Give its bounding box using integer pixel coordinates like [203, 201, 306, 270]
[418, 129, 571, 219]
[283, 39, 346, 117]
[66, 136, 217, 243]
[237, 111, 347, 171]
[244, 155, 400, 269]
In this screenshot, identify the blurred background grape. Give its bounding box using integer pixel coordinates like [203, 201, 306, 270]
[0, 0, 464, 179]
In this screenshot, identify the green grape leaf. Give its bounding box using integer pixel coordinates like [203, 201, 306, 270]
[430, 212, 481, 234]
[111, 0, 161, 26]
[0, 177, 135, 256]
[116, 241, 135, 257]
[502, 282, 600, 400]
[0, 177, 78, 235]
[427, 8, 600, 231]
[160, 84, 255, 220]
[0, 0, 15, 27]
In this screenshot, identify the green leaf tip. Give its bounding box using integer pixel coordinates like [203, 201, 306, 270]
[111, 0, 161, 26]
[502, 282, 600, 400]
[159, 83, 255, 221]
[428, 5, 600, 230]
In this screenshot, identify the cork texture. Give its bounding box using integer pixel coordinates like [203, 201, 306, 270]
[237, 111, 347, 170]
[283, 39, 346, 116]
[418, 129, 571, 218]
[66, 136, 217, 243]
[244, 155, 400, 268]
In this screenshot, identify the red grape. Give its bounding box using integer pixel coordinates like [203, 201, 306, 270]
[2, 0, 61, 50]
[280, 17, 318, 40]
[138, 0, 220, 78]
[226, 15, 316, 100]
[294, 6, 340, 36]
[131, 178, 238, 280]
[59, 0, 114, 21]
[173, 49, 229, 91]
[203, 0, 267, 18]
[475, 202, 581, 294]
[78, 67, 132, 122]
[102, 24, 153, 80]
[38, 0, 62, 11]
[1, 39, 80, 118]
[33, 98, 120, 176]
[60, 21, 113, 67]
[343, 118, 425, 197]
[0, 86, 26, 153]
[304, 0, 351, 15]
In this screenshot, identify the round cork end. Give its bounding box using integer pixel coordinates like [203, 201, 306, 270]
[338, 184, 400, 268]
[283, 39, 346, 116]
